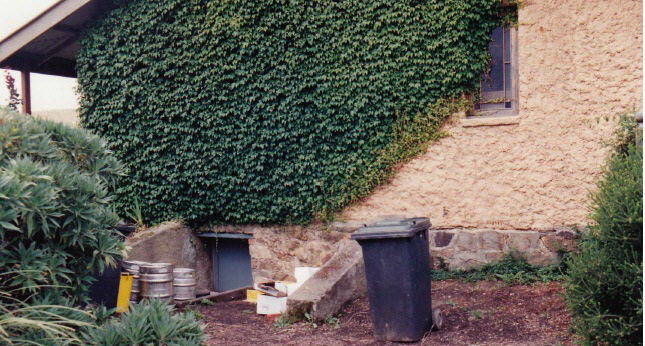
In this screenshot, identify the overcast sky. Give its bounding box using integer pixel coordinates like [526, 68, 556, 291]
[0, 0, 79, 112]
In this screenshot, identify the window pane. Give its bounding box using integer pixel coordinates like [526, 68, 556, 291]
[505, 63, 512, 98]
[482, 27, 503, 93]
[504, 26, 511, 61]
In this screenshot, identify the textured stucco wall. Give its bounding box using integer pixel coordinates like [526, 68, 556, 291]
[343, 0, 643, 230]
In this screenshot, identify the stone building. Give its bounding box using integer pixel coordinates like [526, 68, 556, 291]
[342, 0, 643, 269]
[0, 0, 641, 284]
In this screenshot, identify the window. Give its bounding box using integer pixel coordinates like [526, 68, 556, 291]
[474, 25, 518, 115]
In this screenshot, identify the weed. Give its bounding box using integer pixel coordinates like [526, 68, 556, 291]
[469, 310, 483, 319]
[304, 312, 318, 328]
[184, 306, 203, 320]
[242, 310, 253, 314]
[445, 300, 458, 307]
[125, 198, 144, 229]
[324, 316, 340, 329]
[200, 299, 214, 306]
[273, 313, 295, 329]
[431, 252, 568, 285]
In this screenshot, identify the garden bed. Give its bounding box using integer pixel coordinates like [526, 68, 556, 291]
[189, 280, 576, 345]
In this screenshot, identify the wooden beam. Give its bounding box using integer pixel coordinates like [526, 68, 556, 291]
[37, 34, 79, 67]
[0, 0, 91, 64]
[174, 286, 251, 307]
[20, 71, 31, 115]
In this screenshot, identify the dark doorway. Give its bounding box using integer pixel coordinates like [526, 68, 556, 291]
[213, 236, 253, 292]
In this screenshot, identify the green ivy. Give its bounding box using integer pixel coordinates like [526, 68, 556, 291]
[78, 0, 502, 225]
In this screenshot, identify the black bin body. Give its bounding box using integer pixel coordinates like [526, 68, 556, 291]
[351, 217, 432, 342]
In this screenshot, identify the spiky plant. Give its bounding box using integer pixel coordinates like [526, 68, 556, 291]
[0, 107, 126, 306]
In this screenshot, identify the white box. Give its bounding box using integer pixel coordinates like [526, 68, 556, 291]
[256, 295, 287, 315]
[286, 282, 302, 295]
[275, 281, 294, 295]
[294, 267, 320, 284]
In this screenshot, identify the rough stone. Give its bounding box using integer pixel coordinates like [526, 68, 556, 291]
[287, 239, 367, 321]
[248, 226, 346, 281]
[480, 231, 504, 251]
[126, 222, 214, 292]
[454, 230, 479, 251]
[450, 253, 486, 270]
[433, 231, 454, 247]
[555, 229, 578, 240]
[429, 228, 577, 270]
[504, 231, 540, 253]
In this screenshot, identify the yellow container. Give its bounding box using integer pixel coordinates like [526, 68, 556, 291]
[246, 290, 264, 303]
[116, 273, 133, 313]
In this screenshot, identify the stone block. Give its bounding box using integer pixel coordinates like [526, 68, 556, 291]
[453, 230, 479, 251]
[504, 231, 540, 254]
[450, 253, 486, 270]
[480, 231, 505, 251]
[432, 231, 455, 248]
[287, 239, 367, 321]
[126, 222, 213, 292]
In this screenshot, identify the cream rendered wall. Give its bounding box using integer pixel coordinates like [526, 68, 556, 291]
[342, 0, 642, 231]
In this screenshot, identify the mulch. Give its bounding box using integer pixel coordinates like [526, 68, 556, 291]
[188, 280, 576, 346]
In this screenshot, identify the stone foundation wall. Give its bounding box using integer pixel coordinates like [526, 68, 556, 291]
[430, 228, 578, 270]
[212, 224, 352, 282]
[126, 221, 577, 291]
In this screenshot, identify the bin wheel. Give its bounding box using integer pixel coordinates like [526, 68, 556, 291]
[432, 307, 444, 331]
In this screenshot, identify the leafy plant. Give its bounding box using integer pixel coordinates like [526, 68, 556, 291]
[184, 306, 203, 320]
[78, 0, 503, 225]
[469, 310, 483, 320]
[200, 299, 214, 306]
[564, 113, 642, 345]
[273, 313, 295, 329]
[82, 298, 205, 345]
[0, 286, 95, 345]
[0, 108, 126, 306]
[125, 197, 144, 229]
[304, 312, 318, 329]
[2, 70, 20, 110]
[431, 252, 568, 285]
[324, 316, 340, 329]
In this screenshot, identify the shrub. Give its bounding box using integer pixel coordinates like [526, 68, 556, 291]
[82, 299, 205, 345]
[78, 0, 503, 225]
[0, 108, 126, 305]
[564, 114, 643, 345]
[0, 287, 97, 345]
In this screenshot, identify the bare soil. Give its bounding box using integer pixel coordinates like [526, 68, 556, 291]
[191, 280, 576, 346]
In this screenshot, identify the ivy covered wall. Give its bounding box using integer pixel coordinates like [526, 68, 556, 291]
[78, 0, 501, 225]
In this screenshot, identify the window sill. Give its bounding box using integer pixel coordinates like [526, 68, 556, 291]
[461, 114, 520, 127]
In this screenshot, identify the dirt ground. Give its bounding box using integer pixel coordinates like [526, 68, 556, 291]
[188, 280, 576, 346]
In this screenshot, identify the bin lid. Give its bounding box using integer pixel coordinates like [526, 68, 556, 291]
[351, 217, 431, 240]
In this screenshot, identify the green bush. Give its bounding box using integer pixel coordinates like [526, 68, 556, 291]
[0, 288, 96, 345]
[564, 115, 643, 345]
[0, 108, 126, 305]
[78, 0, 504, 225]
[82, 299, 205, 345]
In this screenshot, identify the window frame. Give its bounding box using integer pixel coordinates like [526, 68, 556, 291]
[471, 26, 519, 117]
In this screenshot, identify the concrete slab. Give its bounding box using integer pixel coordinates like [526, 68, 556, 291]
[287, 239, 367, 321]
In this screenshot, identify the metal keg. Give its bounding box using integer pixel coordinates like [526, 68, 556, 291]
[173, 268, 196, 303]
[140, 263, 174, 301]
[122, 261, 148, 302]
[140, 263, 173, 274]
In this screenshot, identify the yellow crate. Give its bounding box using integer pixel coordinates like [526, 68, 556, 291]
[246, 290, 264, 303]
